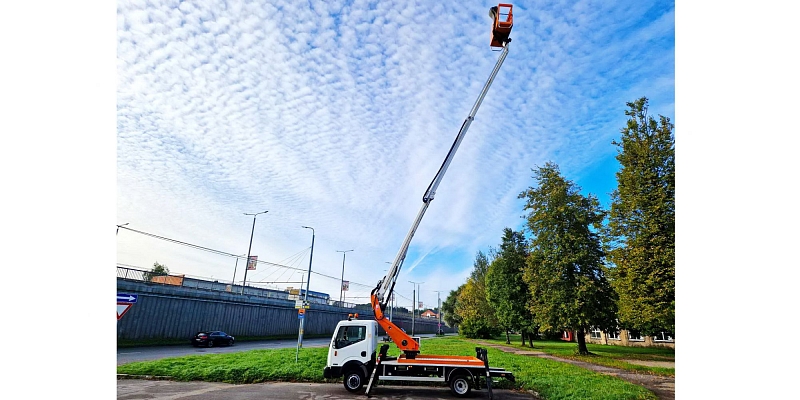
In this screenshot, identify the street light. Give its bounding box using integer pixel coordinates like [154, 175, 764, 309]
[297, 225, 315, 357]
[241, 210, 268, 294]
[409, 280, 423, 336]
[116, 222, 129, 235]
[337, 249, 354, 303]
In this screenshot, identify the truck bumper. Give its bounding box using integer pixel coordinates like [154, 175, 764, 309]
[323, 366, 342, 379]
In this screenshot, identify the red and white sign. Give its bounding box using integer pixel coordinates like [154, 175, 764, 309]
[117, 303, 133, 320]
[247, 256, 258, 270]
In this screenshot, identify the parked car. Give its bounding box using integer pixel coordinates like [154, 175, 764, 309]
[191, 331, 235, 347]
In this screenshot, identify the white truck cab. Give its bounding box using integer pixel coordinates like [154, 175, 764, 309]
[323, 316, 379, 392]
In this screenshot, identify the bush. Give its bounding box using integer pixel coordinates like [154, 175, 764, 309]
[459, 318, 500, 339]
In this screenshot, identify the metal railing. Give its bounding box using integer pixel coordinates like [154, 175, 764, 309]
[116, 265, 368, 309]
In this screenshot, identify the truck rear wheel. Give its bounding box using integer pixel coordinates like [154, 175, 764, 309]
[449, 374, 472, 397]
[343, 369, 365, 393]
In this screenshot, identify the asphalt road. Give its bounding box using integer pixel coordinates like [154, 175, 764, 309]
[117, 334, 444, 365]
[117, 337, 331, 365]
[117, 379, 539, 399]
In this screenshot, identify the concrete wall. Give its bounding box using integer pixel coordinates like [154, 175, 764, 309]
[117, 279, 454, 341]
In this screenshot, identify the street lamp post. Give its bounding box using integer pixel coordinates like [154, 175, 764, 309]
[241, 210, 268, 294]
[408, 280, 423, 336]
[297, 226, 315, 360]
[434, 290, 443, 335]
[337, 249, 354, 304]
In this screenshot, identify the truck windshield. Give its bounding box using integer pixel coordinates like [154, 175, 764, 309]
[334, 325, 367, 349]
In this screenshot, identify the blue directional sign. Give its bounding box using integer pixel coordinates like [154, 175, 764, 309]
[117, 293, 138, 303]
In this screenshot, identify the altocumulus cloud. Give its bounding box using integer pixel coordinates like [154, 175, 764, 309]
[117, 0, 674, 300]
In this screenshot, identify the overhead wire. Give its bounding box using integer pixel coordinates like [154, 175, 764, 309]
[117, 225, 382, 292]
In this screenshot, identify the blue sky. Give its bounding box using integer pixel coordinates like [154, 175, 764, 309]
[114, 0, 675, 309]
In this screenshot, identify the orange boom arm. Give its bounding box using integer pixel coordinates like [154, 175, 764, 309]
[371, 293, 420, 358]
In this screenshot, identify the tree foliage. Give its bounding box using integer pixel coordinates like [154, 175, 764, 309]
[441, 285, 464, 328]
[519, 162, 617, 354]
[605, 97, 675, 335]
[455, 251, 500, 338]
[144, 261, 170, 282]
[486, 228, 535, 344]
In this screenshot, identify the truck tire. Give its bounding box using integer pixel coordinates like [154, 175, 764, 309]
[343, 369, 365, 393]
[449, 374, 472, 397]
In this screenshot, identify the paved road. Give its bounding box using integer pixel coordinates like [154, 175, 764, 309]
[117, 337, 331, 365]
[118, 334, 446, 365]
[117, 379, 539, 399]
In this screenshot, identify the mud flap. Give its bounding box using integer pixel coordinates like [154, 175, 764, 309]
[365, 344, 389, 397]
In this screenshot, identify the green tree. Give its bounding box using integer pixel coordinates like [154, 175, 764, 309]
[605, 97, 675, 335]
[486, 228, 535, 346]
[441, 285, 464, 328]
[519, 162, 617, 354]
[455, 251, 500, 338]
[144, 261, 169, 282]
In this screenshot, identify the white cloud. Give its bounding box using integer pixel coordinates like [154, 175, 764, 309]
[117, 0, 674, 300]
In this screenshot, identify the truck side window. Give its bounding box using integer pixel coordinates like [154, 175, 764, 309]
[334, 325, 367, 349]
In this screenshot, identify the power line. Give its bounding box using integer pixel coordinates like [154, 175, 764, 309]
[117, 225, 378, 289]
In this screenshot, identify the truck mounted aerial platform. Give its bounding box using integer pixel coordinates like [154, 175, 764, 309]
[323, 4, 516, 398]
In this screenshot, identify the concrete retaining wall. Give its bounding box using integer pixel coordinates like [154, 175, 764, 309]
[117, 279, 453, 340]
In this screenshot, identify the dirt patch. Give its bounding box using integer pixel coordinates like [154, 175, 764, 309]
[621, 359, 675, 368]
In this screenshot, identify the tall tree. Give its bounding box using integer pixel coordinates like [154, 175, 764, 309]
[441, 285, 464, 328]
[455, 251, 500, 338]
[486, 228, 535, 345]
[605, 97, 675, 335]
[519, 162, 617, 354]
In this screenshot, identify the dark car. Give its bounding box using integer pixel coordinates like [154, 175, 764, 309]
[192, 331, 235, 347]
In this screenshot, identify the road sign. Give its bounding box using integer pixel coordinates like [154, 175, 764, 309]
[295, 300, 310, 309]
[117, 293, 138, 303]
[117, 303, 132, 320]
[298, 308, 305, 315]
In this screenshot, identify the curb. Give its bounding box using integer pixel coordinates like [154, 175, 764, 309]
[117, 374, 174, 380]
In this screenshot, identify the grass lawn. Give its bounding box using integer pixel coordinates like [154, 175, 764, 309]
[117, 336, 656, 400]
[481, 335, 675, 377]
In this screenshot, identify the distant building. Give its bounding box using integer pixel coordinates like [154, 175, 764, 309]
[421, 309, 439, 318]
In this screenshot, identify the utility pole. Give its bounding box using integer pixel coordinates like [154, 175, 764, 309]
[337, 249, 353, 303]
[408, 280, 423, 336]
[296, 226, 315, 361]
[434, 290, 444, 335]
[241, 210, 268, 294]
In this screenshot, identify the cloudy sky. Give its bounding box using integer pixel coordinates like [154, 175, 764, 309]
[115, 0, 674, 308]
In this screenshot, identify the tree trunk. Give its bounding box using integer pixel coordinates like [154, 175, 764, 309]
[505, 329, 510, 344]
[521, 330, 526, 347]
[576, 328, 590, 355]
[528, 330, 534, 348]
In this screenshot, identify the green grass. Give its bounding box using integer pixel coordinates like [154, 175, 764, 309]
[118, 336, 656, 399]
[481, 335, 675, 377]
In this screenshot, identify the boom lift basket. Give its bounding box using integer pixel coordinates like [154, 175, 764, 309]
[490, 3, 513, 49]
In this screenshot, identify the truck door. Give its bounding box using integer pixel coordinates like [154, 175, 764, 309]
[333, 324, 368, 355]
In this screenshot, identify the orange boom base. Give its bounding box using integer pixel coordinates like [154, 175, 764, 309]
[371, 293, 420, 358]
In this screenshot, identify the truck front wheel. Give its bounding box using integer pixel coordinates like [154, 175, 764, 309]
[343, 369, 365, 393]
[449, 374, 472, 397]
